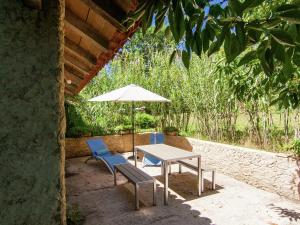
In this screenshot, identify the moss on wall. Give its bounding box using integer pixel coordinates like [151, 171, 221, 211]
[0, 0, 66, 224]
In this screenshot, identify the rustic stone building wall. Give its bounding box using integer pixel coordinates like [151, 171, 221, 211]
[0, 1, 66, 225]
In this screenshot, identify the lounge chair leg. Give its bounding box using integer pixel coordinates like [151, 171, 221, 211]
[153, 180, 157, 206]
[179, 164, 182, 174]
[85, 156, 93, 164]
[135, 184, 139, 210]
[114, 167, 117, 186]
[212, 171, 216, 190]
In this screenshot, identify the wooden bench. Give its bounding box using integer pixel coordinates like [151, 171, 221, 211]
[178, 159, 216, 192]
[114, 163, 156, 210]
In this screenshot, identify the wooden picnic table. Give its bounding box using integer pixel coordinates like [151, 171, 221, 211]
[134, 144, 202, 205]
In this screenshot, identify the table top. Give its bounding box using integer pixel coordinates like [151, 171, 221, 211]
[135, 144, 201, 162]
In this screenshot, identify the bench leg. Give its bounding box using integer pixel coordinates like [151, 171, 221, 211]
[212, 171, 216, 190]
[135, 184, 139, 210]
[201, 170, 204, 192]
[153, 180, 157, 206]
[197, 157, 201, 196]
[114, 168, 117, 186]
[179, 164, 182, 174]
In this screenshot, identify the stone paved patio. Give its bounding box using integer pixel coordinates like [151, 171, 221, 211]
[66, 155, 300, 225]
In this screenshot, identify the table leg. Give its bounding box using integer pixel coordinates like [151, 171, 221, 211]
[153, 180, 157, 206]
[134, 148, 137, 167]
[164, 161, 168, 205]
[135, 184, 139, 210]
[197, 156, 201, 196]
[161, 162, 164, 176]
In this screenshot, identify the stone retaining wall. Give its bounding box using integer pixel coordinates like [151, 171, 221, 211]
[66, 135, 300, 200]
[188, 138, 300, 201]
[65, 133, 193, 158]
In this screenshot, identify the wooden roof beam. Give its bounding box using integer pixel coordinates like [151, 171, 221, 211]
[65, 88, 75, 96]
[65, 8, 109, 52]
[80, 0, 127, 32]
[64, 37, 97, 65]
[65, 50, 92, 73]
[65, 70, 83, 86]
[65, 62, 86, 80]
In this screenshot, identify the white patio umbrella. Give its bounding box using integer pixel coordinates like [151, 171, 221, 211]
[89, 84, 170, 157]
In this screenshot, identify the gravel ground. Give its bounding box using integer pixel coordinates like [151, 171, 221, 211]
[66, 156, 300, 225]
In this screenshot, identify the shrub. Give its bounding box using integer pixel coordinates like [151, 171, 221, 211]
[163, 126, 179, 133]
[66, 126, 91, 138]
[285, 139, 300, 157]
[135, 113, 156, 129]
[114, 124, 133, 134]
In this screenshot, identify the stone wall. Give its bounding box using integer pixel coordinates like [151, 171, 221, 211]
[0, 1, 66, 225]
[66, 135, 300, 200]
[188, 138, 300, 201]
[65, 133, 194, 158]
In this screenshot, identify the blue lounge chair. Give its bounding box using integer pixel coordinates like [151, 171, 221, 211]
[142, 133, 164, 166]
[86, 138, 128, 174]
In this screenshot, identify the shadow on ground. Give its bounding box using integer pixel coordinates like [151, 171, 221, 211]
[66, 157, 214, 225]
[155, 172, 222, 201]
[269, 204, 300, 222]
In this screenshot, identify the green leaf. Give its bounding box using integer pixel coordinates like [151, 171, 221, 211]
[271, 39, 286, 62]
[276, 4, 300, 13]
[142, 2, 155, 34]
[279, 9, 300, 24]
[247, 27, 262, 43]
[242, 0, 264, 11]
[201, 30, 210, 53]
[207, 27, 227, 56]
[293, 47, 300, 65]
[168, 10, 179, 42]
[224, 23, 247, 63]
[175, 1, 185, 41]
[192, 30, 202, 56]
[182, 50, 191, 69]
[154, 7, 168, 34]
[238, 50, 257, 67]
[169, 50, 177, 66]
[229, 0, 242, 15]
[270, 29, 295, 47]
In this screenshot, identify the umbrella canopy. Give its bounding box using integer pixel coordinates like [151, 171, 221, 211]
[88, 84, 170, 158]
[88, 84, 171, 102]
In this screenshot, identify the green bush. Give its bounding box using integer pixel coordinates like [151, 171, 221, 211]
[135, 113, 156, 129]
[285, 139, 300, 157]
[114, 124, 133, 134]
[66, 126, 91, 138]
[163, 126, 179, 133]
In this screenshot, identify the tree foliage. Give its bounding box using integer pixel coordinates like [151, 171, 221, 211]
[125, 0, 300, 108]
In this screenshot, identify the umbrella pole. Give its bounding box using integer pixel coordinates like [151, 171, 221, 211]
[132, 101, 135, 157]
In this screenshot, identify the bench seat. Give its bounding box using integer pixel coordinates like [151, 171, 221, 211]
[114, 163, 156, 210]
[178, 158, 216, 192]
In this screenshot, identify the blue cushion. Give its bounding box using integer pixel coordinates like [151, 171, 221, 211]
[144, 133, 165, 166]
[143, 155, 161, 166]
[150, 133, 164, 144]
[86, 139, 109, 157]
[101, 154, 128, 172]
